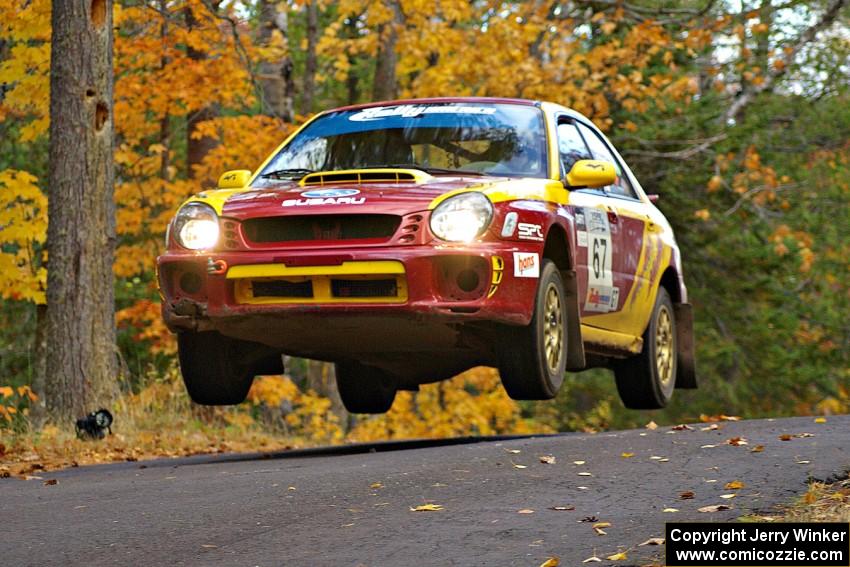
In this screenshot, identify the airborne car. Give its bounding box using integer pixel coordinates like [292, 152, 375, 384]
[158, 98, 696, 413]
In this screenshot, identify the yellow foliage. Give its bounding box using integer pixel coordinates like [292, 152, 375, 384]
[0, 169, 47, 303]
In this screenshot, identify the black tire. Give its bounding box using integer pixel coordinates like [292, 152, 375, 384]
[335, 361, 397, 414]
[614, 287, 677, 409]
[177, 331, 272, 405]
[498, 260, 567, 400]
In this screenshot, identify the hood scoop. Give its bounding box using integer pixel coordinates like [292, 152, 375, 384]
[299, 168, 432, 187]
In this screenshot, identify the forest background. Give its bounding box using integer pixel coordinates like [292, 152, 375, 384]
[1, 0, 848, 458]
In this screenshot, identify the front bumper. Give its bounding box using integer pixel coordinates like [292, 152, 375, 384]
[157, 243, 540, 337]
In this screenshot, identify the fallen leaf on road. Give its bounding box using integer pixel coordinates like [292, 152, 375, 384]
[594, 527, 607, 536]
[720, 494, 736, 499]
[798, 433, 815, 438]
[549, 505, 575, 511]
[658, 458, 669, 462]
[539, 558, 559, 567]
[505, 449, 521, 454]
[705, 479, 718, 483]
[679, 491, 695, 499]
[592, 522, 611, 529]
[721, 415, 741, 421]
[43, 479, 57, 486]
[370, 482, 383, 489]
[620, 452, 634, 458]
[663, 508, 679, 513]
[582, 556, 602, 563]
[814, 417, 827, 424]
[779, 434, 793, 441]
[751, 445, 765, 453]
[796, 460, 811, 464]
[645, 421, 658, 430]
[513, 462, 528, 469]
[579, 516, 598, 523]
[698, 504, 732, 513]
[201, 544, 218, 549]
[701, 444, 716, 449]
[726, 437, 748, 446]
[539, 455, 556, 464]
[725, 481, 745, 490]
[573, 460, 586, 465]
[518, 509, 535, 514]
[672, 424, 694, 431]
[639, 537, 666, 546]
[410, 504, 443, 512]
[577, 486, 589, 490]
[701, 423, 721, 431]
[578, 472, 592, 476]
[607, 551, 628, 561]
[650, 455, 664, 460]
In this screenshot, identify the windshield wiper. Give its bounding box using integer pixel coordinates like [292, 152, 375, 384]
[260, 168, 315, 179]
[370, 164, 486, 176]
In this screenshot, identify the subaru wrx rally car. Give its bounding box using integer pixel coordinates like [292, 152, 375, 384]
[158, 98, 696, 413]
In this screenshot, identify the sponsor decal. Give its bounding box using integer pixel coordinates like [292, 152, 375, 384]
[513, 252, 540, 278]
[501, 212, 518, 238]
[350, 105, 497, 122]
[517, 222, 544, 241]
[586, 285, 620, 312]
[283, 188, 365, 207]
[301, 189, 360, 198]
[577, 230, 588, 247]
[575, 212, 586, 226]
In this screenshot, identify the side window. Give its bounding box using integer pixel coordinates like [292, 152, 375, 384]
[556, 121, 592, 176]
[576, 123, 637, 199]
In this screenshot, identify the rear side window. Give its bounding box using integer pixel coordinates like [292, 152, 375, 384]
[576, 123, 637, 199]
[556, 121, 592, 175]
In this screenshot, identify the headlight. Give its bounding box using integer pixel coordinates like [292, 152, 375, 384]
[429, 192, 494, 242]
[173, 202, 220, 250]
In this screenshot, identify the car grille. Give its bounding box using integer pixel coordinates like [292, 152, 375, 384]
[331, 278, 397, 298]
[242, 214, 400, 244]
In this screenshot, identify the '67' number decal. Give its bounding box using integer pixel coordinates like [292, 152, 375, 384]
[584, 208, 619, 313]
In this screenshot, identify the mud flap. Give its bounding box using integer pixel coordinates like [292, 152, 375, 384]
[562, 269, 586, 371]
[674, 303, 697, 389]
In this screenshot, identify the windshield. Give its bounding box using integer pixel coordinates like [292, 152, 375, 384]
[255, 102, 548, 184]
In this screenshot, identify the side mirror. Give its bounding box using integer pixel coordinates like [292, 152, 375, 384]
[217, 169, 252, 189]
[564, 160, 617, 189]
[647, 194, 660, 204]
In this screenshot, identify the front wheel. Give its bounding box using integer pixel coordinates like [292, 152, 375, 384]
[498, 260, 567, 400]
[614, 287, 677, 409]
[177, 331, 282, 405]
[335, 361, 398, 414]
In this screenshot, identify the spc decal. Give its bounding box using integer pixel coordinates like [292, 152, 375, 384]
[517, 222, 544, 241]
[513, 252, 540, 278]
[583, 207, 618, 312]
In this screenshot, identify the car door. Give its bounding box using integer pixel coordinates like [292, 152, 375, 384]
[555, 117, 625, 325]
[574, 121, 660, 338]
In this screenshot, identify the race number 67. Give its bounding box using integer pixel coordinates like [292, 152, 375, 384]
[592, 237, 607, 279]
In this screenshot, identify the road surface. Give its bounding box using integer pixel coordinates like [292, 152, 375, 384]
[3, 415, 849, 566]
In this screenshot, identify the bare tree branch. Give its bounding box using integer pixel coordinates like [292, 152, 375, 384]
[723, 0, 849, 124]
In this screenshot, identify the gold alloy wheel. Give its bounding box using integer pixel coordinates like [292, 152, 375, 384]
[543, 284, 563, 372]
[655, 305, 675, 387]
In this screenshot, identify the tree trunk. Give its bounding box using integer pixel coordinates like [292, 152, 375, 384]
[258, 0, 294, 121]
[306, 360, 348, 426]
[46, 0, 117, 424]
[372, 2, 401, 101]
[301, 0, 319, 115]
[186, 3, 219, 183]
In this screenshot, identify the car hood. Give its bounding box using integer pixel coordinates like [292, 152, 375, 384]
[219, 175, 504, 220]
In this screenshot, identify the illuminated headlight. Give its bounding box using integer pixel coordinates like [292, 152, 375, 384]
[429, 192, 494, 242]
[173, 202, 219, 250]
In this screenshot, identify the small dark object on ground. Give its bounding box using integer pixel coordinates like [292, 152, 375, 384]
[75, 409, 113, 439]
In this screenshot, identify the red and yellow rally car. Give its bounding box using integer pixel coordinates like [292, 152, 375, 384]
[158, 98, 696, 413]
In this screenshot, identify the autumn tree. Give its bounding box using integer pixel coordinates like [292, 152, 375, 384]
[45, 0, 117, 421]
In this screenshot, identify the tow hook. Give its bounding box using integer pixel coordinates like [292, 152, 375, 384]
[207, 258, 228, 275]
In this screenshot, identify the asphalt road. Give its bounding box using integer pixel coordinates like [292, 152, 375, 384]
[3, 415, 849, 567]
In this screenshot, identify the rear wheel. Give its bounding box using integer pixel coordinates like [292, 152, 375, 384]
[177, 331, 281, 405]
[498, 260, 567, 400]
[614, 287, 677, 409]
[335, 361, 398, 414]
